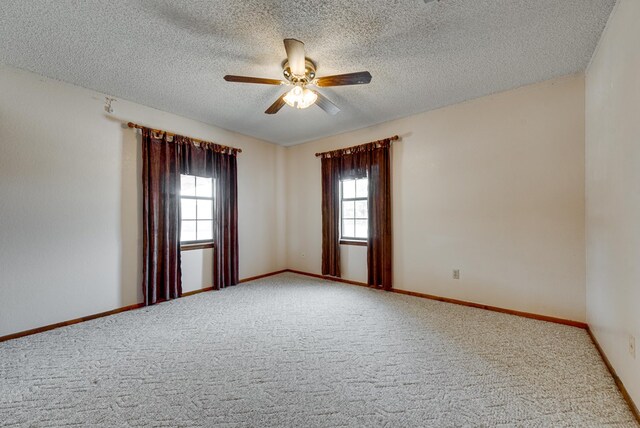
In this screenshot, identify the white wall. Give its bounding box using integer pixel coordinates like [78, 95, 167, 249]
[586, 0, 640, 407]
[181, 249, 214, 294]
[287, 74, 586, 322]
[0, 65, 286, 337]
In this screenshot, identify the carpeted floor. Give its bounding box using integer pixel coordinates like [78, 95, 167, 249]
[1, 272, 637, 427]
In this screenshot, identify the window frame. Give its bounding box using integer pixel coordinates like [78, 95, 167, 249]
[180, 175, 215, 250]
[339, 176, 369, 244]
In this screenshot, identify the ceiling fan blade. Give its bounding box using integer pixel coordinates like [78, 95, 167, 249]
[224, 75, 284, 85]
[265, 93, 287, 114]
[283, 38, 306, 76]
[314, 91, 340, 115]
[315, 71, 372, 87]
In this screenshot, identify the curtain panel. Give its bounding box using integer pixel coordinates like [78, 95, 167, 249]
[141, 130, 182, 305]
[321, 157, 342, 277]
[142, 130, 239, 306]
[365, 146, 392, 289]
[319, 139, 393, 290]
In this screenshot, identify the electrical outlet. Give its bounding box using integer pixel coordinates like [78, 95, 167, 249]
[629, 335, 636, 359]
[453, 269, 460, 280]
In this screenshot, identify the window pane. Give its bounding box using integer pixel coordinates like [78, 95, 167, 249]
[355, 219, 368, 239]
[355, 200, 368, 218]
[181, 175, 196, 196]
[181, 220, 196, 242]
[196, 176, 213, 198]
[181, 199, 197, 220]
[342, 219, 355, 238]
[342, 179, 356, 199]
[356, 178, 368, 198]
[197, 199, 213, 220]
[342, 201, 355, 219]
[197, 220, 213, 241]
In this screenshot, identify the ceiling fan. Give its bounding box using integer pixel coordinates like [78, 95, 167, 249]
[224, 39, 372, 115]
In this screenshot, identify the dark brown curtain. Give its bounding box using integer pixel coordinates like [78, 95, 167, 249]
[319, 139, 393, 290]
[321, 157, 341, 277]
[142, 130, 182, 305]
[179, 138, 239, 290]
[365, 146, 392, 289]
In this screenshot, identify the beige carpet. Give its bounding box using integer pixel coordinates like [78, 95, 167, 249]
[1, 272, 637, 427]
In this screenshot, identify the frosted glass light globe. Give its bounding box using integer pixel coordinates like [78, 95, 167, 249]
[283, 86, 317, 109]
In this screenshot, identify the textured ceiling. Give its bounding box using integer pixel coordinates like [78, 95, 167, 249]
[0, 0, 615, 146]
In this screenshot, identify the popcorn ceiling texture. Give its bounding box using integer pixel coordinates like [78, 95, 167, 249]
[0, 0, 615, 145]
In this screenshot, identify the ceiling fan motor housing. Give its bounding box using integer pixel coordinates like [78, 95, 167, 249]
[282, 59, 316, 83]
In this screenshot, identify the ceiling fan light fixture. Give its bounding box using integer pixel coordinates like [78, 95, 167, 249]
[283, 86, 317, 109]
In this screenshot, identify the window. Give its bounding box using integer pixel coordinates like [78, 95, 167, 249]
[180, 175, 214, 245]
[340, 177, 368, 241]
